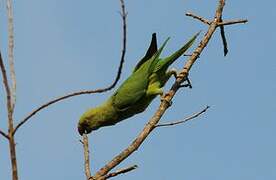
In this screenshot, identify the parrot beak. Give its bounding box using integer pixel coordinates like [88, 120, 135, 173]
[78, 121, 92, 135]
[78, 125, 85, 135]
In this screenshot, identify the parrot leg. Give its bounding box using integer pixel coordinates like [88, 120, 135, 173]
[167, 68, 178, 79]
[147, 86, 163, 96]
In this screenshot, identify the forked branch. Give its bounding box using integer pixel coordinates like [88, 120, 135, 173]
[186, 11, 247, 56]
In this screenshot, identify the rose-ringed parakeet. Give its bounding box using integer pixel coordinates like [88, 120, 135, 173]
[78, 32, 199, 135]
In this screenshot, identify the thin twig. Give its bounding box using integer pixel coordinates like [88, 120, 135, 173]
[0, 129, 10, 140]
[219, 17, 228, 56]
[6, 0, 16, 112]
[82, 134, 92, 180]
[0, 50, 12, 112]
[104, 165, 138, 179]
[0, 49, 12, 143]
[155, 106, 210, 127]
[93, 1, 228, 179]
[185, 12, 210, 25]
[218, 19, 248, 26]
[13, 0, 128, 135]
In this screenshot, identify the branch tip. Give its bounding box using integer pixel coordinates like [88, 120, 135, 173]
[155, 105, 210, 128]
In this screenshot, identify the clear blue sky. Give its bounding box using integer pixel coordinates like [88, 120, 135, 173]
[0, 0, 275, 179]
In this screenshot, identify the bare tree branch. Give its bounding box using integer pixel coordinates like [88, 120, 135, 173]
[0, 129, 10, 140]
[81, 134, 92, 180]
[0, 49, 12, 113]
[155, 106, 210, 127]
[92, 1, 232, 179]
[6, 0, 16, 112]
[185, 12, 210, 25]
[12, 0, 128, 135]
[218, 19, 248, 26]
[105, 165, 138, 179]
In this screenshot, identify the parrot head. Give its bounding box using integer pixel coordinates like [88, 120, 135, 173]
[78, 109, 100, 135]
[78, 101, 118, 135]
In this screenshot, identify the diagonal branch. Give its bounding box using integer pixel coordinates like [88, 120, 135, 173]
[13, 0, 128, 135]
[155, 106, 210, 128]
[92, 0, 228, 179]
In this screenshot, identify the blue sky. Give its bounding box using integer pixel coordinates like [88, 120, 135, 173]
[0, 0, 275, 179]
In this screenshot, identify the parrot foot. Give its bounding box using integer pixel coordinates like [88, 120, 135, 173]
[169, 68, 178, 79]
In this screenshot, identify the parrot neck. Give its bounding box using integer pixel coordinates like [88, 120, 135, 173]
[92, 97, 119, 127]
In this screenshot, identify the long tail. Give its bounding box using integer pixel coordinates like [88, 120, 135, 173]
[153, 31, 200, 73]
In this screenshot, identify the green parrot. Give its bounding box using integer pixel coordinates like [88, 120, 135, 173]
[78, 32, 199, 135]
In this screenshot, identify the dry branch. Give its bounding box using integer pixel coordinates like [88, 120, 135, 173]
[185, 12, 210, 25]
[82, 134, 92, 180]
[218, 19, 248, 26]
[155, 106, 210, 128]
[0, 50, 12, 113]
[105, 165, 138, 179]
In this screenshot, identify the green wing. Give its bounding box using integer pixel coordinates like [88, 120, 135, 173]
[133, 33, 158, 73]
[153, 32, 199, 73]
[113, 37, 169, 110]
